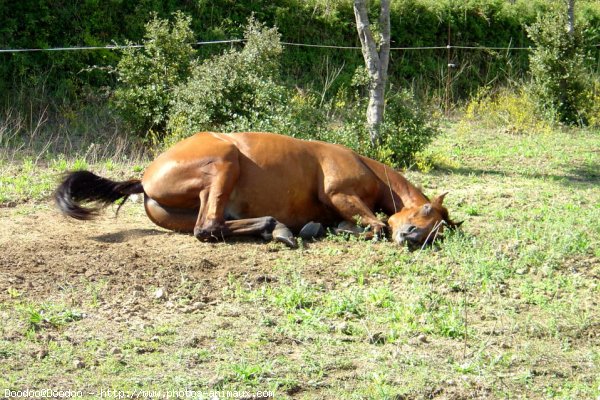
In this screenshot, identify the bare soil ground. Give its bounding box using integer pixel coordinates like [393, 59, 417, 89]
[0, 202, 330, 307]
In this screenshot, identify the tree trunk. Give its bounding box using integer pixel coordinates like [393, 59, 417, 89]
[353, 0, 391, 147]
[567, 0, 575, 36]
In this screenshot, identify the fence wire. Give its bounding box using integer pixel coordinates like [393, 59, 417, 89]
[2, 38, 599, 54]
[0, 40, 546, 54]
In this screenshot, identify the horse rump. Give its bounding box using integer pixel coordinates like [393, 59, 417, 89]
[54, 170, 144, 220]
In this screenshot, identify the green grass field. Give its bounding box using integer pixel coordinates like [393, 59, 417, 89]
[0, 121, 599, 399]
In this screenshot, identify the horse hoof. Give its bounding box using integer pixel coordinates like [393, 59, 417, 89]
[334, 221, 364, 235]
[273, 223, 297, 248]
[299, 221, 324, 240]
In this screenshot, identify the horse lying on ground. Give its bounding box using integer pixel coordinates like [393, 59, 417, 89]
[55, 132, 460, 248]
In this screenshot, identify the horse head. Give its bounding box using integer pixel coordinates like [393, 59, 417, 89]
[387, 192, 462, 247]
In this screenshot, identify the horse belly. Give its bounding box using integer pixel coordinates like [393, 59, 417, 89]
[225, 182, 332, 231]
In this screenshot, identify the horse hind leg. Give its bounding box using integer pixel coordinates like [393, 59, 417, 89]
[145, 196, 297, 247]
[224, 218, 297, 248]
[144, 196, 197, 233]
[192, 156, 239, 240]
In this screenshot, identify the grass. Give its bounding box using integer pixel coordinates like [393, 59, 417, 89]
[0, 116, 599, 398]
[0, 157, 146, 205]
[0, 97, 147, 204]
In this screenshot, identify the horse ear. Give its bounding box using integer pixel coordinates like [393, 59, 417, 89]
[432, 192, 449, 207]
[447, 220, 464, 230]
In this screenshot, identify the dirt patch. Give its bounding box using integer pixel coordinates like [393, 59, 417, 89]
[0, 203, 332, 306]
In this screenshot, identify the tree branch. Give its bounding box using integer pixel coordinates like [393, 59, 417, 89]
[379, 0, 391, 81]
[353, 0, 380, 76]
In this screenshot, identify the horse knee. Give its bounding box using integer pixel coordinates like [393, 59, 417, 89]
[261, 217, 277, 232]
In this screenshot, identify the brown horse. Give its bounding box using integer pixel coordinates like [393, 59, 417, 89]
[55, 132, 460, 247]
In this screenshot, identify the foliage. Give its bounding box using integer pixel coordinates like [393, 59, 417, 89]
[151, 18, 330, 148]
[375, 90, 440, 168]
[323, 86, 439, 168]
[463, 86, 552, 134]
[3, 0, 600, 103]
[167, 18, 284, 138]
[526, 4, 590, 125]
[586, 77, 600, 128]
[112, 12, 195, 134]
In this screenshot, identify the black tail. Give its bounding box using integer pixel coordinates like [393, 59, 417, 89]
[54, 170, 144, 220]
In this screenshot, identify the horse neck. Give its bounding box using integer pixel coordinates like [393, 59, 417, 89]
[359, 156, 429, 212]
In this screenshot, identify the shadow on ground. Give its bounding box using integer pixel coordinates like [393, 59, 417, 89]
[92, 228, 167, 243]
[432, 162, 600, 187]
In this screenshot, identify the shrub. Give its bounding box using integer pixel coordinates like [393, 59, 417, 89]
[463, 86, 552, 134]
[526, 4, 590, 125]
[167, 18, 281, 136]
[166, 18, 327, 143]
[377, 90, 440, 167]
[112, 11, 195, 134]
[322, 87, 439, 168]
[586, 77, 600, 128]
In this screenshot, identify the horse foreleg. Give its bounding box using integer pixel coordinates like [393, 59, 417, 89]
[325, 192, 387, 239]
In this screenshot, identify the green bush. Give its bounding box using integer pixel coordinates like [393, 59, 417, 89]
[586, 77, 600, 128]
[322, 86, 440, 168]
[112, 11, 195, 134]
[526, 4, 590, 125]
[167, 18, 282, 135]
[3, 0, 600, 104]
[167, 18, 327, 143]
[378, 89, 440, 167]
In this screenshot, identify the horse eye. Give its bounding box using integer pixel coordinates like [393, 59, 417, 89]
[421, 204, 432, 216]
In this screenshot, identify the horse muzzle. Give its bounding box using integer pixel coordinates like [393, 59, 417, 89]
[394, 224, 423, 246]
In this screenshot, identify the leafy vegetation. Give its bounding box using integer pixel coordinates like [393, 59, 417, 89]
[167, 18, 292, 140]
[113, 12, 196, 134]
[2, 0, 600, 99]
[321, 87, 440, 167]
[461, 86, 553, 135]
[527, 3, 590, 125]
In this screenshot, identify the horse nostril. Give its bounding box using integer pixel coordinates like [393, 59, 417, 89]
[398, 224, 417, 238]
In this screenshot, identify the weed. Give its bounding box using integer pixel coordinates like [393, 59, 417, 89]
[17, 302, 84, 333]
[227, 360, 272, 386]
